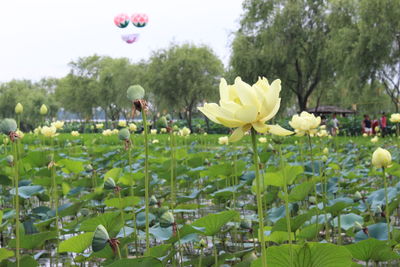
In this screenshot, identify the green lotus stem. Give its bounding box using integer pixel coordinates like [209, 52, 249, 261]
[382, 167, 391, 242]
[307, 134, 319, 241]
[198, 247, 203, 267]
[50, 138, 60, 265]
[170, 131, 176, 209]
[12, 141, 20, 267]
[141, 109, 150, 251]
[116, 244, 122, 259]
[117, 191, 128, 257]
[337, 212, 342, 245]
[212, 236, 218, 267]
[250, 129, 267, 267]
[322, 163, 330, 242]
[128, 146, 139, 255]
[279, 145, 293, 267]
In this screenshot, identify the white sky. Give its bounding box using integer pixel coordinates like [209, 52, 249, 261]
[0, 0, 243, 82]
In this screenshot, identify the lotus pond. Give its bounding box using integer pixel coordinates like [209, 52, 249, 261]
[0, 133, 399, 267]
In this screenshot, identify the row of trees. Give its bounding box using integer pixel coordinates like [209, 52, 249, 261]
[231, 0, 399, 112]
[1, 0, 399, 130]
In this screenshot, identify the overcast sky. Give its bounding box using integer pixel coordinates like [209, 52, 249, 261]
[0, 0, 243, 82]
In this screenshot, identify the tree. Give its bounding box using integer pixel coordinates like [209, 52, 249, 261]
[354, 0, 400, 112]
[147, 44, 223, 129]
[231, 0, 355, 111]
[55, 55, 102, 121]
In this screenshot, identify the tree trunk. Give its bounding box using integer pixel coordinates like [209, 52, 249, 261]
[297, 95, 307, 111]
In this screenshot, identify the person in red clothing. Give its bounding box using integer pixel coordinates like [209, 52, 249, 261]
[380, 112, 387, 137]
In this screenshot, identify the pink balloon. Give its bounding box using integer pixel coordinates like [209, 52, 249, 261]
[114, 13, 130, 28]
[131, 13, 148, 27]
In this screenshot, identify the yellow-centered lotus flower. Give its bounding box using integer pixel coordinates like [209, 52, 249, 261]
[71, 131, 80, 137]
[96, 123, 104, 129]
[41, 126, 57, 138]
[118, 120, 127, 127]
[218, 136, 229, 145]
[390, 113, 400, 123]
[372, 147, 391, 168]
[129, 123, 137, 132]
[289, 111, 321, 136]
[198, 77, 293, 142]
[51, 121, 64, 129]
[371, 136, 378, 143]
[180, 127, 191, 137]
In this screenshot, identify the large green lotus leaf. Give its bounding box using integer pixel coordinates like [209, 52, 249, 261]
[58, 158, 85, 173]
[6, 255, 38, 267]
[104, 168, 122, 181]
[272, 212, 313, 233]
[23, 151, 48, 167]
[10, 185, 44, 199]
[287, 181, 314, 202]
[136, 212, 156, 227]
[332, 213, 363, 230]
[298, 224, 324, 241]
[346, 238, 400, 262]
[262, 226, 295, 244]
[251, 243, 352, 267]
[80, 212, 123, 237]
[191, 210, 239, 236]
[355, 223, 389, 241]
[105, 257, 162, 267]
[149, 226, 173, 241]
[262, 165, 304, 188]
[9, 231, 57, 249]
[59, 232, 94, 253]
[167, 224, 205, 244]
[104, 196, 140, 209]
[0, 248, 13, 261]
[145, 244, 172, 258]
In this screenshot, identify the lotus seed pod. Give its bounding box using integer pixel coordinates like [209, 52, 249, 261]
[104, 177, 116, 190]
[160, 211, 175, 227]
[6, 155, 14, 165]
[80, 208, 90, 216]
[92, 224, 110, 252]
[15, 103, 23, 114]
[40, 104, 48, 115]
[127, 85, 145, 101]
[240, 219, 252, 230]
[150, 195, 158, 206]
[118, 128, 130, 141]
[0, 119, 17, 135]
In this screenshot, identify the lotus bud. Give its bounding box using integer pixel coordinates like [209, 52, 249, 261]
[353, 191, 362, 201]
[85, 164, 93, 172]
[80, 208, 90, 216]
[321, 155, 328, 162]
[6, 155, 14, 165]
[160, 211, 175, 227]
[149, 195, 158, 206]
[309, 196, 316, 204]
[199, 238, 207, 248]
[3, 137, 9, 144]
[323, 147, 328, 154]
[40, 104, 48, 115]
[15, 103, 23, 114]
[104, 177, 116, 190]
[354, 221, 363, 231]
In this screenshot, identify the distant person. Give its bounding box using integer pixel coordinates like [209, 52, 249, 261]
[372, 117, 379, 135]
[362, 114, 372, 136]
[380, 112, 387, 137]
[331, 113, 339, 136]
